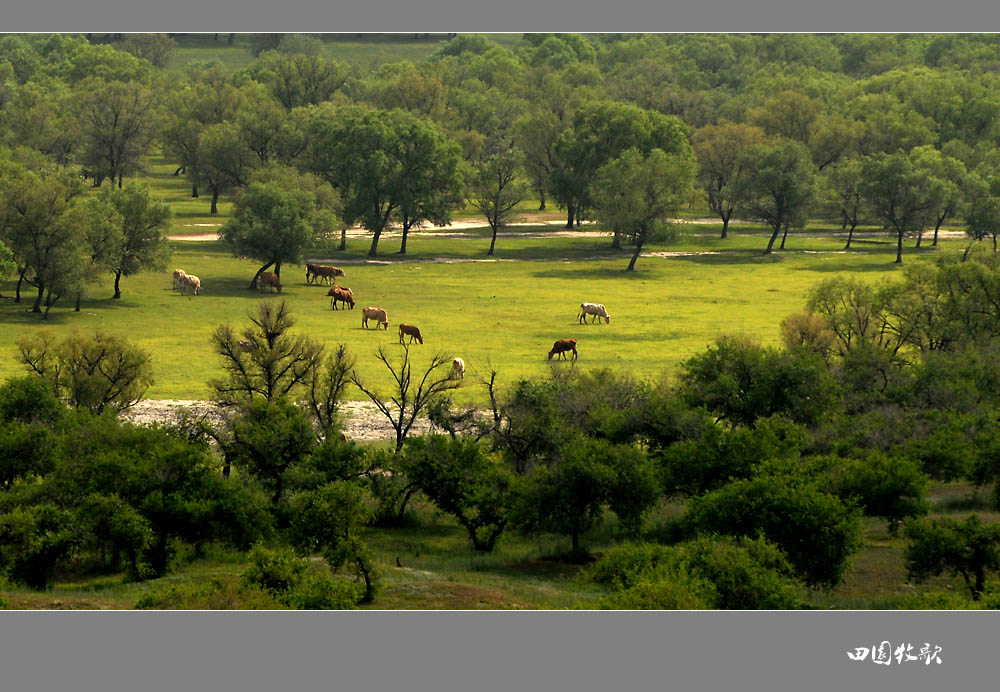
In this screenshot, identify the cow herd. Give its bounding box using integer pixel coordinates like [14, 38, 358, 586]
[171, 264, 612, 367]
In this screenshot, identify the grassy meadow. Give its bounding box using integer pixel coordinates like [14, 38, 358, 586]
[0, 151, 966, 403]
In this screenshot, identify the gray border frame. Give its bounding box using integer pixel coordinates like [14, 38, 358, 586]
[2, 0, 999, 687]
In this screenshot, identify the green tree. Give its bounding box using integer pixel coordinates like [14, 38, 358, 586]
[401, 435, 516, 551]
[78, 80, 157, 188]
[17, 330, 154, 414]
[220, 164, 338, 288]
[905, 515, 1000, 601]
[861, 150, 946, 264]
[964, 170, 1000, 253]
[0, 151, 87, 316]
[551, 100, 689, 233]
[85, 183, 171, 299]
[822, 157, 868, 249]
[117, 34, 176, 68]
[684, 473, 863, 588]
[591, 147, 697, 271]
[222, 397, 316, 505]
[249, 50, 352, 110]
[198, 121, 257, 215]
[287, 482, 380, 603]
[824, 452, 930, 534]
[911, 145, 966, 247]
[691, 121, 767, 238]
[468, 144, 527, 255]
[733, 139, 817, 254]
[210, 300, 325, 406]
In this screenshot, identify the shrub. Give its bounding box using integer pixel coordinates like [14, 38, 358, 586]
[904, 515, 1000, 601]
[593, 573, 716, 610]
[284, 572, 360, 610]
[680, 535, 802, 609]
[0, 504, 77, 589]
[0, 375, 65, 427]
[588, 542, 673, 591]
[828, 452, 929, 535]
[401, 435, 516, 551]
[240, 544, 360, 609]
[242, 544, 307, 596]
[684, 474, 863, 588]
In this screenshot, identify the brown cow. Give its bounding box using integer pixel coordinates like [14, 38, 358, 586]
[362, 306, 389, 330]
[327, 285, 355, 310]
[259, 271, 281, 293]
[306, 263, 345, 285]
[399, 323, 423, 345]
[547, 338, 578, 360]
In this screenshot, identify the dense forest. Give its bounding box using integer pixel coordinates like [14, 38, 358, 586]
[4, 34, 1000, 609]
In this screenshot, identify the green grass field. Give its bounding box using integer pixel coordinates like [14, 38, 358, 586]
[2, 150, 964, 403]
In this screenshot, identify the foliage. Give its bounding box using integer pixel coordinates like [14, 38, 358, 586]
[905, 515, 1000, 601]
[210, 300, 325, 405]
[684, 473, 863, 587]
[0, 503, 76, 589]
[287, 482, 379, 603]
[134, 577, 282, 610]
[591, 147, 697, 271]
[221, 397, 317, 505]
[401, 435, 515, 551]
[17, 330, 154, 414]
[241, 543, 360, 609]
[679, 335, 840, 428]
[822, 452, 930, 534]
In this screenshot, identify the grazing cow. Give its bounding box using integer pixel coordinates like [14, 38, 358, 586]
[399, 323, 423, 345]
[180, 274, 202, 295]
[362, 306, 389, 330]
[237, 339, 258, 353]
[451, 357, 465, 380]
[579, 302, 611, 324]
[258, 271, 282, 293]
[172, 269, 187, 290]
[327, 285, 355, 310]
[306, 263, 345, 285]
[338, 431, 348, 442]
[547, 338, 578, 360]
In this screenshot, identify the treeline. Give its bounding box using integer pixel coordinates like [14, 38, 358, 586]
[6, 249, 1000, 607]
[4, 33, 1000, 289]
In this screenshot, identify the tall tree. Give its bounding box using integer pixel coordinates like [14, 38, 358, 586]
[468, 144, 527, 256]
[197, 121, 257, 215]
[551, 100, 689, 235]
[78, 80, 157, 188]
[249, 50, 352, 110]
[733, 139, 817, 254]
[861, 150, 946, 264]
[692, 121, 766, 238]
[591, 147, 697, 271]
[822, 157, 868, 249]
[220, 164, 338, 288]
[84, 183, 172, 299]
[911, 145, 967, 247]
[0, 152, 88, 317]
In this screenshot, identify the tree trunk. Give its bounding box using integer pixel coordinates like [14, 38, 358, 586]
[488, 224, 498, 255]
[248, 262, 275, 290]
[626, 237, 644, 272]
[32, 283, 44, 313]
[399, 222, 411, 254]
[228, 33, 235, 45]
[368, 229, 383, 257]
[173, 166, 185, 176]
[844, 222, 857, 249]
[15, 268, 26, 303]
[763, 226, 781, 254]
[720, 214, 729, 239]
[210, 188, 220, 215]
[895, 229, 904, 264]
[932, 223, 942, 247]
[191, 184, 199, 198]
[538, 189, 546, 210]
[118, 172, 124, 189]
[75, 293, 81, 312]
[994, 234, 998, 253]
[915, 228, 924, 248]
[43, 290, 59, 319]
[338, 228, 347, 251]
[113, 270, 123, 299]
[565, 204, 575, 229]
[779, 224, 789, 250]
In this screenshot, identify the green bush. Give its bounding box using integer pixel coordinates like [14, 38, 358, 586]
[588, 542, 673, 591]
[284, 572, 360, 610]
[680, 535, 802, 609]
[401, 435, 516, 551]
[593, 573, 716, 609]
[827, 452, 929, 534]
[242, 544, 307, 596]
[684, 474, 863, 588]
[904, 515, 1000, 601]
[0, 504, 77, 589]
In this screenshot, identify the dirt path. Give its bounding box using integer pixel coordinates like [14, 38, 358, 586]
[121, 399, 437, 442]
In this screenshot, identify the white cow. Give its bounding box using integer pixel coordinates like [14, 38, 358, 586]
[579, 302, 611, 324]
[172, 269, 187, 290]
[451, 357, 466, 380]
[180, 274, 202, 295]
